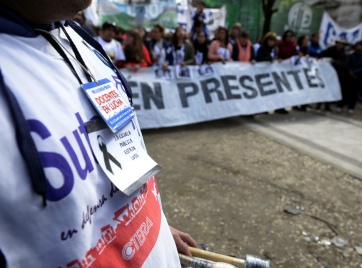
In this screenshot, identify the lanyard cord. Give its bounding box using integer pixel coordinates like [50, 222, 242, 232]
[57, 22, 94, 83]
[65, 20, 133, 106]
[37, 30, 83, 84]
[35, 25, 97, 84]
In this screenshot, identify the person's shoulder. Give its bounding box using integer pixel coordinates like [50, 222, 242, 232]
[184, 40, 193, 48]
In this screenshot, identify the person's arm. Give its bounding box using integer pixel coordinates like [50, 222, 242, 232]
[115, 41, 125, 61]
[183, 42, 195, 65]
[256, 46, 268, 62]
[114, 41, 125, 68]
[208, 40, 222, 62]
[292, 43, 298, 56]
[142, 45, 152, 67]
[250, 44, 256, 61]
[277, 49, 284, 59]
[170, 226, 198, 257]
[227, 43, 233, 61]
[231, 42, 238, 61]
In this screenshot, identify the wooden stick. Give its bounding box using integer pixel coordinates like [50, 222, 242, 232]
[189, 247, 245, 268]
[179, 253, 212, 268]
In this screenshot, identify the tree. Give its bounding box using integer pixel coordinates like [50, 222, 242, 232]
[261, 0, 278, 35]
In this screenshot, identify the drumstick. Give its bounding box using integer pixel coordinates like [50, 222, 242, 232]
[189, 247, 270, 268]
[189, 247, 244, 268]
[179, 254, 237, 268]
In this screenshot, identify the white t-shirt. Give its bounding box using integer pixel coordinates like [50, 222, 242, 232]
[97, 36, 125, 62]
[253, 43, 261, 55]
[151, 41, 166, 66]
[0, 26, 180, 268]
[217, 46, 230, 61]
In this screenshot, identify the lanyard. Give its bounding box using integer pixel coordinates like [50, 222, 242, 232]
[35, 23, 95, 85]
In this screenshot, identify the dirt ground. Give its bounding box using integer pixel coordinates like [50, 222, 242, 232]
[143, 103, 362, 268]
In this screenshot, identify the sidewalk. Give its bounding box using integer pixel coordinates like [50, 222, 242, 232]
[244, 109, 362, 180]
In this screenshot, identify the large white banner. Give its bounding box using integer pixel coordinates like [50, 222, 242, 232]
[120, 58, 341, 129]
[319, 11, 362, 49]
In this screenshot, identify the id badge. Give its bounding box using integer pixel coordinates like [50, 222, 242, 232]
[82, 78, 134, 133]
[86, 119, 162, 195]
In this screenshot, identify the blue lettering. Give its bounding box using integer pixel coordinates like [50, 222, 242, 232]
[27, 112, 98, 201]
[112, 75, 126, 93]
[323, 22, 336, 47]
[28, 119, 74, 201]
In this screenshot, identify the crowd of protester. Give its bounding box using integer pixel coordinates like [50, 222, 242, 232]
[76, 2, 362, 115]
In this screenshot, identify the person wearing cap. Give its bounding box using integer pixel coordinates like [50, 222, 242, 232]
[256, 32, 278, 62]
[336, 40, 362, 114]
[257, 32, 290, 114]
[320, 38, 348, 112]
[229, 23, 242, 45]
[97, 21, 126, 68]
[0, 0, 197, 267]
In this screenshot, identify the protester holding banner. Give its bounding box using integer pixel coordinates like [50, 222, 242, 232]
[309, 33, 323, 58]
[208, 27, 233, 63]
[229, 22, 242, 45]
[253, 38, 262, 56]
[278, 30, 298, 60]
[193, 30, 209, 65]
[171, 26, 195, 66]
[120, 30, 152, 70]
[321, 39, 348, 112]
[337, 41, 362, 114]
[137, 26, 152, 55]
[297, 35, 310, 56]
[150, 24, 173, 68]
[257, 31, 289, 114]
[256, 32, 278, 62]
[231, 31, 256, 62]
[296, 35, 311, 111]
[97, 21, 125, 68]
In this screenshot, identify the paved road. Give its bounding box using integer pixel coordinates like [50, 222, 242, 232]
[143, 103, 362, 267]
[244, 110, 362, 180]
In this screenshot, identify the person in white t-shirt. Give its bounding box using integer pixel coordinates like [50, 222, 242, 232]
[97, 21, 126, 68]
[0, 0, 197, 267]
[208, 27, 233, 64]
